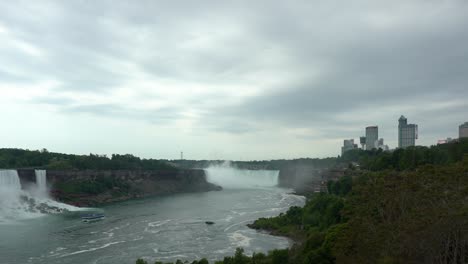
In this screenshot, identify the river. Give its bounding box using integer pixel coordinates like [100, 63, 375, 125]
[0, 167, 304, 264]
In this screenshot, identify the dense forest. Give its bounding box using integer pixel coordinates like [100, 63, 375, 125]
[0, 148, 339, 171]
[0, 148, 177, 170]
[141, 140, 468, 264]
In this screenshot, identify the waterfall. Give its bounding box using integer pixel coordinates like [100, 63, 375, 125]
[35, 170, 47, 197]
[0, 170, 21, 191]
[0, 169, 79, 223]
[205, 162, 279, 189]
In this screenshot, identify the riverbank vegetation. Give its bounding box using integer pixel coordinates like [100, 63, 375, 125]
[141, 143, 468, 263]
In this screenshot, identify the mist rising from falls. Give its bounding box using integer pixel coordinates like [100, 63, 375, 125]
[0, 169, 78, 223]
[205, 162, 279, 189]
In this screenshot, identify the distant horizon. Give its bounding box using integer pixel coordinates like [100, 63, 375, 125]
[2, 137, 465, 162]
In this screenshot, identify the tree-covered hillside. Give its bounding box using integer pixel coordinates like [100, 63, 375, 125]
[0, 148, 177, 170]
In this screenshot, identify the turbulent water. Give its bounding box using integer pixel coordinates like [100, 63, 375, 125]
[0, 167, 305, 264]
[205, 163, 278, 189]
[0, 170, 78, 223]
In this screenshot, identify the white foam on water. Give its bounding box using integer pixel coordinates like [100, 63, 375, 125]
[224, 219, 257, 232]
[148, 219, 172, 227]
[0, 169, 81, 223]
[157, 254, 190, 260]
[228, 231, 252, 247]
[145, 219, 173, 234]
[58, 241, 126, 258]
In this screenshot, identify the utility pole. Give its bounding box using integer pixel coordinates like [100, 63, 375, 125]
[180, 151, 183, 160]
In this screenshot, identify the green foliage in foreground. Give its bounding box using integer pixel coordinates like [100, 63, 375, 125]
[140, 157, 468, 264]
[136, 248, 289, 264]
[0, 148, 177, 170]
[333, 157, 468, 263]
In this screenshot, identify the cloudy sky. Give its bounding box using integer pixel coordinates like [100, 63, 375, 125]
[0, 1, 467, 160]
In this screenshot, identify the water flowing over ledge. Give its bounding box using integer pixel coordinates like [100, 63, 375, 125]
[0, 169, 78, 223]
[205, 162, 279, 189]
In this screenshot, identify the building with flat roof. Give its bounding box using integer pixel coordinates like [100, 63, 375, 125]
[398, 115, 418, 148]
[341, 139, 358, 155]
[460, 122, 468, 139]
[377, 138, 389, 151]
[365, 126, 378, 150]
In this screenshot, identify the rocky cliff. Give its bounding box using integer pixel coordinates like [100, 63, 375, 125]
[278, 166, 347, 194]
[278, 165, 323, 189]
[25, 169, 221, 207]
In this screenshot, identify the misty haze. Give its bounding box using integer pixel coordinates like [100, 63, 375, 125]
[1, 1, 468, 264]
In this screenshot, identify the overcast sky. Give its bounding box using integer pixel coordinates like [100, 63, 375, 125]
[0, 1, 467, 160]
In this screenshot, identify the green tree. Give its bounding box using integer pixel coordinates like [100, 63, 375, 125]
[136, 259, 148, 264]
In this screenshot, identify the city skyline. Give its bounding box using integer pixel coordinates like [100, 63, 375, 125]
[342, 116, 466, 154]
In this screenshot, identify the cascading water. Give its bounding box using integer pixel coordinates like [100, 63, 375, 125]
[205, 162, 279, 189]
[35, 170, 47, 197]
[0, 170, 21, 190]
[0, 169, 78, 223]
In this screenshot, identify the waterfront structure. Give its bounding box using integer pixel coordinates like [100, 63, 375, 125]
[398, 115, 418, 148]
[460, 122, 468, 138]
[341, 139, 358, 155]
[365, 126, 378, 150]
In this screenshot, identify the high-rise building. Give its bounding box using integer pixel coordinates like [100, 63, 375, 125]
[365, 126, 378, 150]
[376, 138, 389, 151]
[460, 122, 468, 138]
[398, 115, 418, 148]
[359, 136, 366, 149]
[341, 139, 358, 155]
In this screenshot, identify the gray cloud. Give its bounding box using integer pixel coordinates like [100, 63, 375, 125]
[62, 104, 182, 125]
[0, 0, 467, 159]
[200, 2, 468, 138]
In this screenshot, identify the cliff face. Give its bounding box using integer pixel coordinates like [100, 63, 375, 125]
[278, 166, 346, 193]
[45, 169, 221, 207]
[17, 169, 36, 189]
[278, 165, 322, 189]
